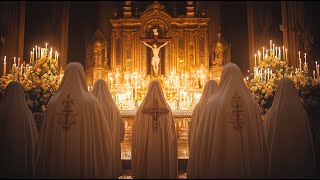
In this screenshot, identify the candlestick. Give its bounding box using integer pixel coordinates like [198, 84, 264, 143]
[3, 56, 6, 76]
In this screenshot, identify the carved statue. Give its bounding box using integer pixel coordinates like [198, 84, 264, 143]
[142, 41, 170, 77]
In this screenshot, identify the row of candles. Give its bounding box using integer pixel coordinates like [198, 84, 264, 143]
[254, 40, 288, 67]
[2, 43, 59, 78]
[252, 40, 320, 83]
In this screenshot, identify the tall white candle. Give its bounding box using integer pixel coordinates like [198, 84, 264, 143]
[46, 43, 48, 50]
[262, 47, 265, 60]
[3, 56, 6, 76]
[270, 40, 272, 50]
[304, 53, 306, 64]
[285, 49, 288, 60]
[35, 46, 38, 59]
[313, 70, 316, 79]
[282, 46, 285, 59]
[299, 58, 302, 72]
[18, 58, 20, 68]
[254, 54, 257, 67]
[14, 57, 16, 67]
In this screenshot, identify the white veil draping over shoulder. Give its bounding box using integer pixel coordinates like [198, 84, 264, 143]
[188, 80, 218, 149]
[0, 81, 38, 178]
[266, 77, 316, 178]
[131, 80, 178, 179]
[91, 79, 125, 178]
[35, 62, 113, 178]
[187, 63, 268, 178]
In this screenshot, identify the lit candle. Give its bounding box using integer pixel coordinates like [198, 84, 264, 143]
[50, 47, 52, 59]
[273, 44, 275, 56]
[299, 58, 302, 72]
[35, 46, 38, 59]
[30, 51, 33, 63]
[38, 47, 40, 59]
[267, 68, 270, 81]
[282, 46, 285, 59]
[262, 47, 265, 60]
[304, 53, 306, 64]
[275, 46, 277, 57]
[56, 53, 59, 65]
[3, 56, 6, 76]
[270, 40, 272, 50]
[254, 54, 257, 67]
[298, 51, 301, 60]
[258, 51, 261, 63]
[46, 43, 48, 50]
[18, 58, 20, 68]
[14, 57, 16, 67]
[278, 47, 281, 59]
[285, 49, 287, 60]
[313, 70, 316, 79]
[20, 64, 23, 76]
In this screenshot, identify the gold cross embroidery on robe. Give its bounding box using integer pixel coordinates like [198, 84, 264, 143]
[57, 94, 77, 130]
[230, 92, 244, 130]
[142, 99, 169, 131]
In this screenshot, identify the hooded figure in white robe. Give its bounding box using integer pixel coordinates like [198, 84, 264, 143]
[91, 79, 125, 178]
[0, 81, 38, 178]
[35, 62, 113, 178]
[266, 77, 316, 178]
[187, 63, 268, 179]
[131, 80, 178, 179]
[188, 80, 218, 149]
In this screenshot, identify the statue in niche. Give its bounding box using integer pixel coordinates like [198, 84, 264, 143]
[212, 32, 230, 67]
[141, 28, 170, 77]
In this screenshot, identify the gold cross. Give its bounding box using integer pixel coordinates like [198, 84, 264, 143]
[142, 99, 169, 131]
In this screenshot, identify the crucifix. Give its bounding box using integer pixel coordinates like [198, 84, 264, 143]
[230, 92, 244, 130]
[142, 99, 169, 131]
[141, 28, 171, 77]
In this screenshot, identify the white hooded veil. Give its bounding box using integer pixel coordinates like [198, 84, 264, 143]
[187, 63, 268, 178]
[0, 81, 38, 178]
[188, 80, 218, 149]
[91, 79, 125, 178]
[131, 80, 178, 179]
[266, 77, 316, 178]
[35, 62, 113, 178]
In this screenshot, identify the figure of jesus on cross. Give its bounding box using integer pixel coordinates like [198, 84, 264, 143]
[141, 28, 171, 77]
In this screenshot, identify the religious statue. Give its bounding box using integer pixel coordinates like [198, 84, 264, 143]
[142, 41, 169, 77]
[140, 28, 171, 77]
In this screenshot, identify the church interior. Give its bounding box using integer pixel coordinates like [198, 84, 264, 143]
[1, 1, 320, 179]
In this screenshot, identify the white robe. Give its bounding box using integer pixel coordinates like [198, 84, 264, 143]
[0, 81, 38, 178]
[266, 77, 316, 178]
[188, 80, 218, 149]
[91, 79, 125, 178]
[187, 63, 268, 178]
[131, 80, 178, 179]
[35, 62, 113, 178]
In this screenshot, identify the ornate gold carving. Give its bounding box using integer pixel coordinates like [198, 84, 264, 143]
[57, 94, 77, 130]
[230, 92, 244, 130]
[142, 99, 169, 131]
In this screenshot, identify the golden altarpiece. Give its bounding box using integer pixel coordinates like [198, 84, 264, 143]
[85, 1, 231, 160]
